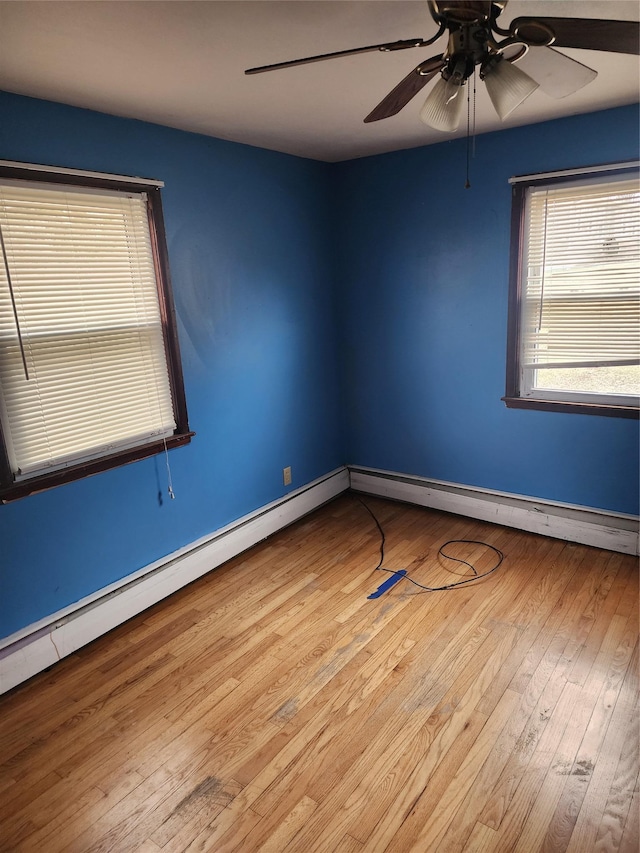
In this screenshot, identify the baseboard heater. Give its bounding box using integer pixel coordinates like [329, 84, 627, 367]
[2, 464, 636, 695]
[349, 466, 639, 556]
[0, 467, 349, 695]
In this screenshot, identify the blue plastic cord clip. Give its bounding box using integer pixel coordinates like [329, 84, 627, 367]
[367, 570, 407, 599]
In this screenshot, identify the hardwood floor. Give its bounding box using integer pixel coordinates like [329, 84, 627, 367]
[0, 494, 637, 853]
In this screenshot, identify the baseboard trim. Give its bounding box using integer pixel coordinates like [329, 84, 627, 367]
[0, 467, 349, 695]
[349, 466, 639, 556]
[3, 464, 636, 694]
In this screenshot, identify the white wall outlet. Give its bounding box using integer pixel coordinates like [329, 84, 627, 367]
[283, 466, 292, 486]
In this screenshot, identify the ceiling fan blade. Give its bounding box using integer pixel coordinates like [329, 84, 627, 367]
[509, 17, 640, 55]
[364, 55, 444, 123]
[514, 46, 597, 98]
[245, 38, 430, 74]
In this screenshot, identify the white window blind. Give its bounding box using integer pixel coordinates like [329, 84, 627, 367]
[521, 174, 640, 376]
[0, 179, 176, 478]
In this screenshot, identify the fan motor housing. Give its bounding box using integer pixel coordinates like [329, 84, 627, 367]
[443, 24, 491, 82]
[432, 1, 507, 25]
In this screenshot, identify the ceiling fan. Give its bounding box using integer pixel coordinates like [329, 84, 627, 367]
[245, 1, 640, 132]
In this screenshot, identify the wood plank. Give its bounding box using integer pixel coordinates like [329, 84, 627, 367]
[342, 625, 521, 846]
[161, 782, 263, 853]
[478, 550, 633, 839]
[13, 772, 144, 852]
[0, 495, 636, 853]
[131, 841, 163, 853]
[509, 614, 629, 853]
[617, 776, 639, 853]
[262, 621, 509, 852]
[461, 822, 499, 852]
[507, 547, 595, 694]
[592, 642, 639, 852]
[230, 794, 317, 852]
[381, 690, 522, 853]
[562, 617, 639, 853]
[478, 678, 584, 853]
[475, 539, 590, 716]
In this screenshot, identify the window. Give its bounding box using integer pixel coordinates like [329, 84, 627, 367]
[504, 163, 639, 418]
[0, 162, 192, 501]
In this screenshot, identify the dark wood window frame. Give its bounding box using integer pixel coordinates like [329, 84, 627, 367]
[0, 162, 193, 502]
[503, 163, 639, 420]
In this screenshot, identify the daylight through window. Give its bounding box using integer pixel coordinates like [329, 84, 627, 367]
[0, 163, 191, 500]
[505, 164, 640, 417]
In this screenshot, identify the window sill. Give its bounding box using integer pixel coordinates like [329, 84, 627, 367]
[502, 396, 639, 419]
[0, 431, 194, 502]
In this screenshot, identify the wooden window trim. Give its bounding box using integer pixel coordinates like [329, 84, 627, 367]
[0, 164, 193, 502]
[504, 164, 639, 419]
[502, 395, 639, 419]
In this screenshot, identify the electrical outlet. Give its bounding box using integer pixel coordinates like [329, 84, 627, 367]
[283, 466, 292, 487]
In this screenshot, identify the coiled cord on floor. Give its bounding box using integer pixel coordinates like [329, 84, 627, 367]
[354, 495, 503, 593]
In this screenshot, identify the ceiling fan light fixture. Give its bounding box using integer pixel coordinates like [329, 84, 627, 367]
[482, 55, 539, 120]
[419, 75, 465, 132]
[513, 45, 597, 99]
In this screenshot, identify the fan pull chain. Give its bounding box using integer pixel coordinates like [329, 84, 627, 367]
[465, 84, 471, 189]
[465, 69, 477, 189]
[472, 67, 477, 155]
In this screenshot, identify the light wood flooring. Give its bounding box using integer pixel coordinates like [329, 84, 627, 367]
[0, 494, 638, 852]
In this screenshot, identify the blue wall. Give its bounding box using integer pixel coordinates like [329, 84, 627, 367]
[0, 92, 638, 641]
[336, 104, 639, 516]
[0, 92, 343, 638]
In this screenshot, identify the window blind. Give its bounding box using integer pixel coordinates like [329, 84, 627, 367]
[521, 174, 640, 371]
[0, 180, 176, 478]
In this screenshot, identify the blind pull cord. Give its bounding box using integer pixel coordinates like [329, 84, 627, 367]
[0, 223, 30, 381]
[163, 435, 175, 499]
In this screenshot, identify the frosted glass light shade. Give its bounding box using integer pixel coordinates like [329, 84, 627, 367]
[483, 58, 539, 120]
[515, 46, 597, 99]
[419, 76, 465, 132]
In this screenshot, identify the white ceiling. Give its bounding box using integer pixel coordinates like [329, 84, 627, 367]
[0, 1, 638, 162]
